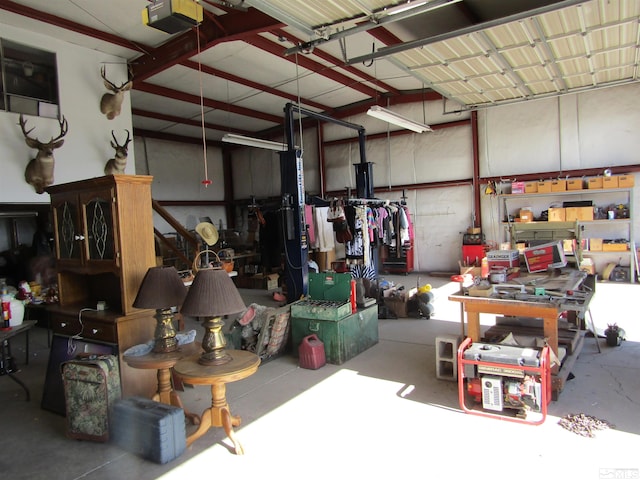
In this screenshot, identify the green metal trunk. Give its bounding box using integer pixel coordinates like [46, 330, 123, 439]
[291, 304, 379, 365]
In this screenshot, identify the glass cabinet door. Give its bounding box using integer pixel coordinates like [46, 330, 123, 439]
[83, 194, 115, 261]
[52, 196, 81, 261]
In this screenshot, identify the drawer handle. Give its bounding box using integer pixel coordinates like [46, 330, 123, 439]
[74, 234, 85, 241]
[92, 328, 99, 335]
[61, 322, 66, 328]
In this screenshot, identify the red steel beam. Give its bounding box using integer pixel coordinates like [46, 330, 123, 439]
[180, 59, 329, 111]
[272, 28, 400, 96]
[132, 108, 253, 135]
[135, 81, 282, 124]
[244, 34, 383, 99]
[132, 8, 284, 81]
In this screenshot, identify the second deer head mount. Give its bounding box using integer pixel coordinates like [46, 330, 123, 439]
[18, 114, 69, 194]
[100, 65, 133, 120]
[104, 130, 131, 175]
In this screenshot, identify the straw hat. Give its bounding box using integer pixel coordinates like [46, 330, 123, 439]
[195, 222, 219, 246]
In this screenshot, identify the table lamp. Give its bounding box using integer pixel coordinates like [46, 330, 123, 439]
[180, 266, 245, 365]
[133, 265, 187, 353]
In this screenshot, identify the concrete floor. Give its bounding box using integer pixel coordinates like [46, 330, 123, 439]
[1, 273, 639, 480]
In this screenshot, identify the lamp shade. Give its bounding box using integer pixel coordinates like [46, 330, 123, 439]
[133, 265, 188, 309]
[181, 268, 245, 317]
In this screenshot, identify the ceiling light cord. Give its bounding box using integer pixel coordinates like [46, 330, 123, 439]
[294, 53, 304, 154]
[196, 23, 211, 187]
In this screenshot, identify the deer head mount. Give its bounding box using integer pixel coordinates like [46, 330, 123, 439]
[19, 114, 69, 194]
[104, 129, 131, 175]
[100, 65, 133, 120]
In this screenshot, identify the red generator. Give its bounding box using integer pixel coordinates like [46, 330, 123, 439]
[457, 337, 551, 425]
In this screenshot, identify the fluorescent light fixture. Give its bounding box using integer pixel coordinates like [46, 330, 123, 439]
[367, 105, 432, 133]
[386, 1, 428, 16]
[222, 133, 289, 151]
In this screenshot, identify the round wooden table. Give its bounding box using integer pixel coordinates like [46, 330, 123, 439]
[173, 349, 260, 454]
[124, 341, 201, 424]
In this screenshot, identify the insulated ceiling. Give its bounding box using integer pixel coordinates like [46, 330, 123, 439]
[0, 0, 639, 141]
[251, 0, 640, 109]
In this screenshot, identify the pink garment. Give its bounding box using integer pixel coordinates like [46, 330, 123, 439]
[305, 204, 316, 245]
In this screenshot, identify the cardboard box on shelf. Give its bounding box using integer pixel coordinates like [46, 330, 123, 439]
[565, 206, 594, 221]
[562, 239, 575, 253]
[602, 242, 628, 252]
[618, 175, 635, 188]
[589, 238, 603, 251]
[524, 182, 538, 193]
[548, 207, 566, 221]
[603, 176, 619, 189]
[519, 209, 534, 222]
[537, 181, 552, 193]
[551, 180, 567, 192]
[567, 179, 584, 190]
[588, 177, 603, 189]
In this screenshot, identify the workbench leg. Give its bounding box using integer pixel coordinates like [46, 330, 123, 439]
[466, 311, 481, 342]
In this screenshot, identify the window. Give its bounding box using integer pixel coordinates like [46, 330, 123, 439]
[0, 39, 59, 118]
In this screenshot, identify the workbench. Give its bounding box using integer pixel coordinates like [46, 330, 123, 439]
[449, 269, 594, 397]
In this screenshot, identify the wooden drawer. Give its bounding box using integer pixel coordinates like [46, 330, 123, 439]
[80, 319, 118, 343]
[50, 314, 117, 343]
[50, 315, 83, 337]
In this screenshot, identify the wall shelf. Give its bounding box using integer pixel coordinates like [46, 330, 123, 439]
[498, 188, 635, 282]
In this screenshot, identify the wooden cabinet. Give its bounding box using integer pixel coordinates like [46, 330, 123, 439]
[47, 175, 157, 315]
[45, 175, 158, 398]
[47, 306, 155, 397]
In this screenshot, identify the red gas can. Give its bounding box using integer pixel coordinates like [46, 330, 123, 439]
[298, 334, 326, 370]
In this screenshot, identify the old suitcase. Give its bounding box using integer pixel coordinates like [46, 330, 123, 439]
[291, 304, 379, 365]
[61, 354, 121, 442]
[110, 396, 186, 464]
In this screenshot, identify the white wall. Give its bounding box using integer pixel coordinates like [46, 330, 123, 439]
[0, 23, 133, 253]
[0, 24, 134, 204]
[478, 85, 640, 258]
[2, 21, 640, 273]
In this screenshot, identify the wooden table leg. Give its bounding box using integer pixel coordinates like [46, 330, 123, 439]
[155, 368, 200, 424]
[466, 310, 481, 341]
[221, 407, 244, 455]
[169, 390, 200, 425]
[185, 382, 244, 454]
[543, 313, 559, 374]
[187, 407, 213, 447]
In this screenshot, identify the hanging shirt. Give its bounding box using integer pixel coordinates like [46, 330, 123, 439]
[313, 206, 335, 252]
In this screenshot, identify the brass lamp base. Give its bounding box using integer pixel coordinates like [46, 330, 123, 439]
[153, 308, 178, 353]
[199, 350, 232, 366]
[199, 316, 232, 365]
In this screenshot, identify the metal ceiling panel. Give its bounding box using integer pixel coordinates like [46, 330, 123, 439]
[377, 0, 640, 108]
[246, 0, 398, 31]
